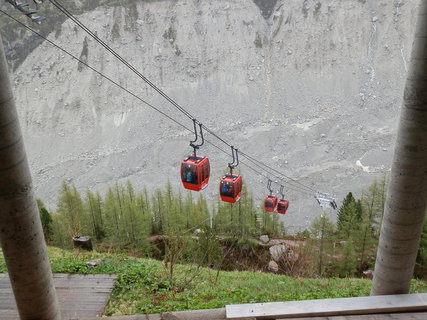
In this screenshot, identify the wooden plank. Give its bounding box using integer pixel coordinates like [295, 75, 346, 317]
[277, 312, 427, 320]
[0, 273, 116, 320]
[226, 294, 427, 319]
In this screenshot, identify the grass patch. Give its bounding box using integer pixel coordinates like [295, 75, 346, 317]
[0, 247, 426, 315]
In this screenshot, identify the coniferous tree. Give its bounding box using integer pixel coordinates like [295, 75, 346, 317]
[338, 239, 357, 277]
[103, 186, 122, 245]
[86, 190, 105, 241]
[310, 213, 335, 276]
[56, 181, 87, 240]
[51, 213, 69, 249]
[356, 175, 389, 270]
[152, 188, 165, 234]
[337, 192, 361, 238]
[36, 198, 53, 242]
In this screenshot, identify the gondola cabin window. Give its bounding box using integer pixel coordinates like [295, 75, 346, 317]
[264, 195, 278, 212]
[277, 199, 289, 214]
[180, 156, 210, 191]
[220, 174, 242, 203]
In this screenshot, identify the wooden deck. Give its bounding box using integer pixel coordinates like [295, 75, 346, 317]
[79, 295, 427, 320]
[80, 310, 427, 320]
[0, 273, 116, 320]
[226, 293, 427, 320]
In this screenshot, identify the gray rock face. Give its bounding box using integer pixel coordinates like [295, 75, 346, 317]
[11, 0, 416, 232]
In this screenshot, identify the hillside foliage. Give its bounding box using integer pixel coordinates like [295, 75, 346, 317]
[35, 173, 427, 279]
[40, 179, 284, 253]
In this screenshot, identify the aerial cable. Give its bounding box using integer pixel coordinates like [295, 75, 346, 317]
[1, 9, 313, 199]
[47, 0, 195, 121]
[204, 140, 313, 196]
[0, 9, 191, 134]
[237, 152, 316, 194]
[46, 0, 323, 195]
[2, 8, 325, 200]
[239, 150, 317, 193]
[201, 122, 316, 194]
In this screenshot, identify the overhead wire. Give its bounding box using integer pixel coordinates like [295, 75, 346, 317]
[46, 0, 321, 195]
[47, 0, 320, 195]
[0, 9, 190, 134]
[47, 0, 195, 121]
[239, 151, 317, 193]
[2, 4, 323, 198]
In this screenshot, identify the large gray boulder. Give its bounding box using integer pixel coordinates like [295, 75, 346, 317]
[269, 244, 299, 262]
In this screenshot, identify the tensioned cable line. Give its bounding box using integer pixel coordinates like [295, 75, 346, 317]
[0, 9, 187, 132]
[239, 151, 317, 193]
[48, 0, 194, 121]
[205, 140, 313, 196]
[238, 155, 315, 195]
[45, 0, 321, 194]
[1, 9, 313, 198]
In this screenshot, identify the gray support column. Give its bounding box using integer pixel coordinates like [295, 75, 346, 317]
[371, 1, 427, 295]
[0, 35, 61, 319]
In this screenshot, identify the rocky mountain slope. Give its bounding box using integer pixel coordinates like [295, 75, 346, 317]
[7, 0, 418, 232]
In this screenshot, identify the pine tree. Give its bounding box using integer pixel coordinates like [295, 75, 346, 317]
[86, 190, 105, 241]
[357, 175, 389, 270]
[51, 213, 69, 249]
[36, 198, 53, 242]
[103, 186, 122, 245]
[338, 239, 357, 277]
[310, 213, 335, 276]
[56, 181, 87, 241]
[336, 192, 362, 240]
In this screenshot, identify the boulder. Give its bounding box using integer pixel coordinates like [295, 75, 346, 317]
[267, 260, 279, 273]
[269, 244, 288, 262]
[269, 244, 299, 262]
[87, 258, 102, 267]
[259, 235, 269, 244]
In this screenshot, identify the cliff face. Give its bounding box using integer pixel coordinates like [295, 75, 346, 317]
[11, 0, 417, 231]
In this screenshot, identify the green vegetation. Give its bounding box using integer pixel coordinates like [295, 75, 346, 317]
[33, 173, 427, 280]
[1, 247, 426, 316]
[1, 174, 425, 316]
[44, 178, 283, 253]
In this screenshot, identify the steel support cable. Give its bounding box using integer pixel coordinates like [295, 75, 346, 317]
[237, 153, 315, 194]
[2, 9, 316, 198]
[0, 9, 190, 133]
[47, 0, 321, 196]
[239, 150, 317, 192]
[239, 152, 316, 193]
[201, 123, 316, 193]
[47, 0, 194, 121]
[204, 140, 313, 196]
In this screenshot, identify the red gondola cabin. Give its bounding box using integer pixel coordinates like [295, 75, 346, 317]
[180, 155, 210, 191]
[264, 195, 278, 212]
[219, 174, 242, 203]
[277, 199, 289, 214]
